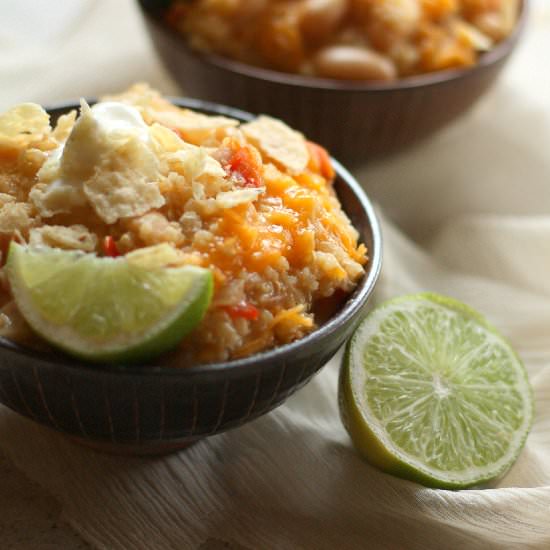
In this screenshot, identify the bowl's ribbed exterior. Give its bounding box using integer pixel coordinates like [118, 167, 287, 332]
[142, 8, 523, 165]
[0, 327, 344, 454]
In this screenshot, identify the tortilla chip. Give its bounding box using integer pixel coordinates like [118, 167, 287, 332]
[102, 83, 166, 118]
[60, 101, 103, 184]
[216, 187, 265, 209]
[0, 103, 50, 138]
[84, 171, 165, 225]
[0, 202, 33, 234]
[29, 224, 97, 252]
[152, 109, 239, 145]
[19, 148, 48, 177]
[0, 194, 15, 207]
[36, 146, 63, 184]
[150, 122, 186, 153]
[241, 116, 309, 174]
[130, 212, 183, 246]
[126, 243, 182, 268]
[52, 110, 77, 143]
[30, 181, 87, 218]
[83, 144, 164, 224]
[168, 143, 227, 196]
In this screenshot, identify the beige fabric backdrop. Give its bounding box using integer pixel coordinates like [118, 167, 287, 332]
[0, 1, 549, 548]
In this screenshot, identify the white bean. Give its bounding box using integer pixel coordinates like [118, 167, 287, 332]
[300, 0, 348, 43]
[237, 0, 270, 19]
[473, 12, 508, 41]
[369, 0, 421, 37]
[313, 45, 397, 81]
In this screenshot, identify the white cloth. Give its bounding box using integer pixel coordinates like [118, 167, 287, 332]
[0, 1, 549, 548]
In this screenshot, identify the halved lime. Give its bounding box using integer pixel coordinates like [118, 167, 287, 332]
[6, 242, 213, 364]
[340, 293, 533, 489]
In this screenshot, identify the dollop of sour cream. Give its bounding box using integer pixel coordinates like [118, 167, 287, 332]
[34, 100, 157, 217]
[89, 101, 151, 143]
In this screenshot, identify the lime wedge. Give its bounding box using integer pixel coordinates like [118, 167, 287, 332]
[6, 242, 213, 364]
[340, 293, 533, 489]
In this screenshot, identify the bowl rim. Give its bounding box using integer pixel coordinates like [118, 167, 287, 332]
[0, 97, 383, 378]
[137, 0, 528, 92]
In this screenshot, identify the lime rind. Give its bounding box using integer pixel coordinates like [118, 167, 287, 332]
[341, 293, 534, 489]
[6, 242, 213, 364]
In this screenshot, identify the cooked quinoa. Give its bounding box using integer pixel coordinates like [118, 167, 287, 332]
[0, 84, 367, 363]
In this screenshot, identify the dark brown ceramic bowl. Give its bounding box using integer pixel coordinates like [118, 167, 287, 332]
[136, 0, 527, 165]
[0, 98, 382, 455]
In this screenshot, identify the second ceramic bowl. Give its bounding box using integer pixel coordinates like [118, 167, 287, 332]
[137, 0, 527, 164]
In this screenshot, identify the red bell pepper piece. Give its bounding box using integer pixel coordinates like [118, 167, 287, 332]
[226, 147, 263, 188]
[103, 236, 121, 258]
[306, 141, 335, 181]
[224, 303, 260, 321]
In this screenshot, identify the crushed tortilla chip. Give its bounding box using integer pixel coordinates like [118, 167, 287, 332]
[216, 187, 265, 209]
[0, 202, 33, 235]
[102, 82, 166, 120]
[19, 148, 48, 177]
[130, 212, 183, 246]
[151, 109, 239, 145]
[29, 181, 87, 217]
[36, 146, 63, 183]
[29, 224, 97, 252]
[150, 122, 186, 153]
[241, 115, 309, 174]
[84, 168, 165, 225]
[168, 143, 227, 193]
[52, 111, 77, 143]
[0, 103, 50, 139]
[0, 194, 15, 207]
[59, 101, 104, 184]
[126, 243, 183, 268]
